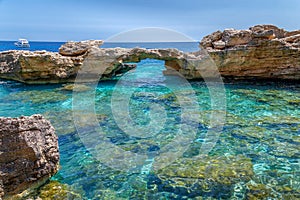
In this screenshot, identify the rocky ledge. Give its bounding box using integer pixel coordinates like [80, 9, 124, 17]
[201, 24, 300, 80]
[0, 25, 299, 83]
[0, 115, 59, 199]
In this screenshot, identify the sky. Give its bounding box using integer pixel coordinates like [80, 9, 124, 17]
[0, 0, 300, 42]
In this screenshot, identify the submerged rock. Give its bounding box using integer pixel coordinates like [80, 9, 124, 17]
[59, 83, 92, 92]
[37, 181, 83, 200]
[245, 181, 274, 200]
[8, 90, 68, 104]
[151, 155, 254, 198]
[0, 115, 59, 199]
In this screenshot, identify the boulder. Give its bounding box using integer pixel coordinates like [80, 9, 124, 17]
[0, 114, 59, 199]
[59, 40, 103, 56]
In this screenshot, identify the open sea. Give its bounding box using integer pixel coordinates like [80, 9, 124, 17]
[0, 41, 200, 52]
[0, 42, 299, 199]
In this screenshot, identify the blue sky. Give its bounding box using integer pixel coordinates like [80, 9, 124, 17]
[0, 0, 300, 41]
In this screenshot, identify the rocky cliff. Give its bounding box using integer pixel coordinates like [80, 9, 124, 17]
[0, 114, 59, 199]
[201, 25, 300, 80]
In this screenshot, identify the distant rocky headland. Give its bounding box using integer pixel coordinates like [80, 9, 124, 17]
[0, 24, 299, 84]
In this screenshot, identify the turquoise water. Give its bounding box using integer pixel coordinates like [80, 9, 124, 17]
[0, 59, 299, 199]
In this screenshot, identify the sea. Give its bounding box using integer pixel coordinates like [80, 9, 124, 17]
[0, 41, 200, 52]
[0, 41, 299, 199]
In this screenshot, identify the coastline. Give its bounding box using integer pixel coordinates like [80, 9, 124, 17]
[0, 25, 299, 199]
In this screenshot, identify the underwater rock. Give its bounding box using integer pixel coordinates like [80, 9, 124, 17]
[245, 181, 276, 200]
[59, 83, 92, 92]
[152, 155, 254, 198]
[0, 115, 59, 199]
[44, 110, 109, 136]
[8, 90, 68, 104]
[37, 181, 83, 200]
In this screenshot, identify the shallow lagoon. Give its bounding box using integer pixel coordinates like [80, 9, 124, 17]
[0, 59, 299, 199]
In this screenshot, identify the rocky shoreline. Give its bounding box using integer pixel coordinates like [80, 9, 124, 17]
[0, 24, 299, 199]
[0, 25, 299, 84]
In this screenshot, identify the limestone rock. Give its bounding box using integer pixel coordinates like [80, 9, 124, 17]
[59, 40, 103, 56]
[0, 50, 81, 84]
[201, 25, 300, 80]
[0, 114, 59, 199]
[212, 40, 226, 49]
[200, 30, 223, 48]
[222, 29, 252, 47]
[249, 24, 285, 38]
[252, 29, 275, 39]
[0, 49, 134, 84]
[283, 34, 300, 43]
[285, 30, 300, 37]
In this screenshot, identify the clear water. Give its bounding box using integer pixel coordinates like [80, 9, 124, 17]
[0, 43, 299, 199]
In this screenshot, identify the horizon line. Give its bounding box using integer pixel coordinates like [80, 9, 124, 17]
[0, 40, 200, 43]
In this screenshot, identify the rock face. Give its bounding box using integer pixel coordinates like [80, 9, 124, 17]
[200, 25, 300, 80]
[0, 114, 59, 199]
[0, 50, 82, 84]
[59, 40, 103, 56]
[0, 47, 136, 84]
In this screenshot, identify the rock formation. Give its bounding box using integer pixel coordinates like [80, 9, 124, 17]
[0, 25, 299, 83]
[59, 40, 103, 56]
[0, 50, 82, 84]
[201, 25, 300, 80]
[0, 114, 59, 199]
[0, 47, 136, 84]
